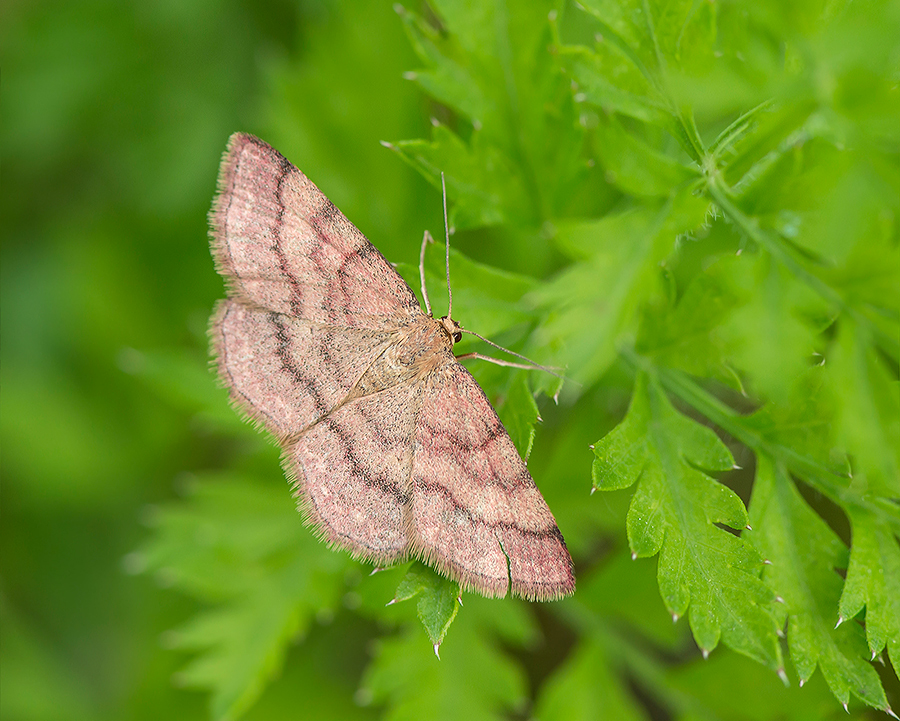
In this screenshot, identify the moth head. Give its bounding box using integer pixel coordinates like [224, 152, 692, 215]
[439, 316, 463, 345]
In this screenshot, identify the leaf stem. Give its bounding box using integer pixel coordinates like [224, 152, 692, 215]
[708, 99, 776, 158]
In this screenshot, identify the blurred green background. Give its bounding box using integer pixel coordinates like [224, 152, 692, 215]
[3, 0, 898, 719]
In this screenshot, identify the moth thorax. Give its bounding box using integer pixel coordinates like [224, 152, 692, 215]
[439, 316, 463, 345]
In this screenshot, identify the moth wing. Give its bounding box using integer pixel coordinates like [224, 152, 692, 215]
[408, 359, 575, 600]
[282, 379, 422, 565]
[210, 132, 421, 328]
[211, 300, 396, 440]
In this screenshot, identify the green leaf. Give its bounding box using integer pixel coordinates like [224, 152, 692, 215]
[392, 0, 588, 227]
[396, 3, 496, 131]
[565, 0, 717, 162]
[827, 319, 900, 497]
[747, 456, 889, 710]
[742, 366, 847, 479]
[534, 191, 709, 387]
[636, 259, 741, 390]
[363, 598, 528, 721]
[645, 249, 834, 409]
[593, 372, 781, 667]
[821, 208, 900, 318]
[139, 475, 346, 719]
[169, 582, 304, 721]
[713, 253, 821, 404]
[578, 0, 717, 79]
[838, 505, 900, 673]
[240, 622, 380, 721]
[496, 373, 540, 460]
[593, 115, 699, 197]
[561, 44, 667, 124]
[391, 562, 461, 653]
[387, 129, 533, 229]
[720, 101, 819, 199]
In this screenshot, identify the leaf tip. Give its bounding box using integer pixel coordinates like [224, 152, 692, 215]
[457, 595, 463, 607]
[632, 551, 638, 561]
[774, 596, 785, 604]
[380, 140, 395, 149]
[402, 71, 417, 81]
[590, 486, 597, 496]
[885, 707, 898, 720]
[763, 558, 773, 565]
[842, 701, 849, 714]
[799, 678, 806, 688]
[370, 567, 384, 576]
[777, 667, 789, 686]
[701, 648, 710, 660]
[589, 444, 595, 450]
[386, 598, 397, 606]
[745, 524, 753, 531]
[672, 612, 679, 623]
[433, 643, 441, 660]
[834, 615, 844, 629]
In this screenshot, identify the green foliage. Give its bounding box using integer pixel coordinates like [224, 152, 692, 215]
[4, 0, 899, 720]
[840, 506, 900, 670]
[138, 474, 350, 719]
[749, 458, 886, 708]
[389, 563, 460, 653]
[363, 596, 535, 721]
[593, 372, 780, 668]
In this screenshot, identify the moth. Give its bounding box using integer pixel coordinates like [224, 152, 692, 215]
[209, 133, 574, 600]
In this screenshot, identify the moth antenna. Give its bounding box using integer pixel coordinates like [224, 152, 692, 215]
[459, 328, 563, 379]
[419, 230, 434, 316]
[441, 172, 453, 319]
[456, 351, 561, 375]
